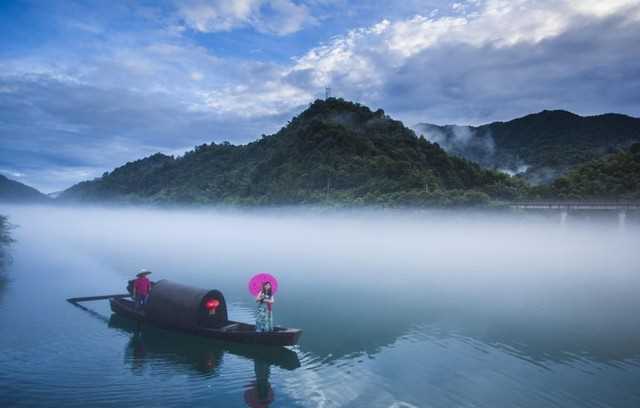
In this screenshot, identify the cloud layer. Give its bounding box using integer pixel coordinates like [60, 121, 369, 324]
[178, 0, 314, 35]
[0, 0, 639, 192]
[284, 0, 640, 124]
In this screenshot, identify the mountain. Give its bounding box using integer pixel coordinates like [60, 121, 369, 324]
[535, 143, 640, 200]
[414, 110, 640, 184]
[0, 174, 50, 203]
[60, 98, 525, 206]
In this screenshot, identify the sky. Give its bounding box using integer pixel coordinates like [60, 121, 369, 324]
[1, 0, 639, 193]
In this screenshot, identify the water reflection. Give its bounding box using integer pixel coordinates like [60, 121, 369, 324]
[108, 314, 299, 406]
[0, 276, 6, 306]
[404, 316, 640, 369]
[244, 360, 274, 408]
[0, 212, 11, 293]
[285, 286, 640, 368]
[468, 312, 640, 365]
[282, 289, 435, 360]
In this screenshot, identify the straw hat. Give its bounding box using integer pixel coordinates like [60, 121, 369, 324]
[136, 269, 152, 277]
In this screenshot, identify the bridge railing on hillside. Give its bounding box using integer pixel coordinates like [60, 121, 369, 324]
[509, 201, 640, 210]
[508, 200, 639, 227]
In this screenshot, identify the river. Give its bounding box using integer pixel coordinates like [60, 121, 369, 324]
[0, 205, 639, 407]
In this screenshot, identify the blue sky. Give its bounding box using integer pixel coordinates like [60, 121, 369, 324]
[1, 0, 640, 192]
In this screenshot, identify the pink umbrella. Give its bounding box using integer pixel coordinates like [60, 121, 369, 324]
[249, 273, 279, 296]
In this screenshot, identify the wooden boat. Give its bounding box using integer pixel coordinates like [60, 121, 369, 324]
[108, 313, 301, 371]
[109, 279, 302, 347]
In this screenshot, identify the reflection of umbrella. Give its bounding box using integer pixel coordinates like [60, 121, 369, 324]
[248, 273, 278, 296]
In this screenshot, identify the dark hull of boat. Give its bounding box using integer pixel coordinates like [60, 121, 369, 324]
[110, 298, 302, 347]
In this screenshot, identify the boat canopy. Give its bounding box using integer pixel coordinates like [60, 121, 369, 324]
[145, 279, 228, 329]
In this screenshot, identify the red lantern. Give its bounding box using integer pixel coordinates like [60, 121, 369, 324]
[205, 299, 220, 310]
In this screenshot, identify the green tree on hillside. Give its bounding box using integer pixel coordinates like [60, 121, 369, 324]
[535, 143, 640, 199]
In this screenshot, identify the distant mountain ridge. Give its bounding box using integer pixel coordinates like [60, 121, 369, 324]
[414, 110, 640, 184]
[0, 174, 50, 203]
[60, 98, 523, 206]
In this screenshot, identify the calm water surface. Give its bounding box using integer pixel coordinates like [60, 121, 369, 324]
[0, 205, 639, 407]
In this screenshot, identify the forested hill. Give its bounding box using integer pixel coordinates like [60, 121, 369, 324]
[537, 143, 640, 200]
[60, 98, 524, 206]
[415, 110, 640, 184]
[0, 174, 50, 203]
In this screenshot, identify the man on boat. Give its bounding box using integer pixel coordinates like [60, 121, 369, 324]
[133, 269, 151, 310]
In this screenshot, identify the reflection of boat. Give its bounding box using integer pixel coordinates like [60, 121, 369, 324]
[109, 314, 298, 407]
[110, 279, 302, 347]
[108, 314, 301, 372]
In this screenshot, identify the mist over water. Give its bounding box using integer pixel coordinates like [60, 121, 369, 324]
[1, 205, 639, 407]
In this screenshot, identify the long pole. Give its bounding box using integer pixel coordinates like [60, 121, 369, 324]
[66, 294, 130, 303]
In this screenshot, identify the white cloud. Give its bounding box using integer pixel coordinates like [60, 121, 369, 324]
[177, 0, 313, 35]
[198, 81, 311, 117]
[293, 0, 639, 67]
[2, 0, 640, 191]
[7, 0, 638, 132]
[569, 0, 640, 17]
[281, 0, 640, 123]
[262, 0, 313, 35]
[178, 0, 260, 32]
[0, 170, 25, 178]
